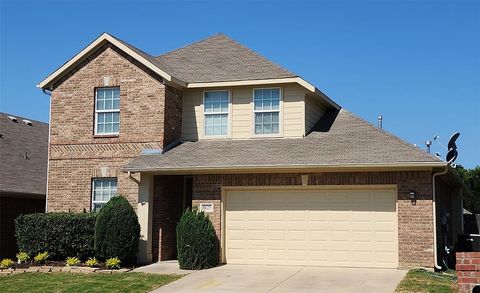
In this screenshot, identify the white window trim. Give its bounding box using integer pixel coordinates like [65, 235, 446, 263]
[251, 87, 283, 137]
[202, 90, 231, 138]
[91, 177, 117, 211]
[94, 87, 120, 136]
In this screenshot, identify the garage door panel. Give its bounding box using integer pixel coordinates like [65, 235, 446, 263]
[225, 188, 398, 268]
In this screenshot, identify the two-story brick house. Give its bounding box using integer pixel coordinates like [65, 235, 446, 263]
[38, 33, 465, 269]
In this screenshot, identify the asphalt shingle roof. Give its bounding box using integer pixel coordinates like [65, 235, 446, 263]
[0, 113, 48, 196]
[156, 33, 297, 83]
[123, 109, 441, 172]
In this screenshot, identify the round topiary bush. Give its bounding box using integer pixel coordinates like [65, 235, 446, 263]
[176, 208, 219, 270]
[94, 196, 140, 264]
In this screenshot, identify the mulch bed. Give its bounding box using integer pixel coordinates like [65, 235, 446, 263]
[1, 260, 137, 275]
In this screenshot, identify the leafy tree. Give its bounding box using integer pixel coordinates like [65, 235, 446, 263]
[456, 165, 480, 213]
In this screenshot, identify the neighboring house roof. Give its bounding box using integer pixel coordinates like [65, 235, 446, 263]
[0, 113, 48, 197]
[124, 109, 444, 173]
[156, 33, 296, 83]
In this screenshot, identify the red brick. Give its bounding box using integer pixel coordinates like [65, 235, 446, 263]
[193, 171, 435, 268]
[47, 44, 182, 212]
[457, 264, 477, 271]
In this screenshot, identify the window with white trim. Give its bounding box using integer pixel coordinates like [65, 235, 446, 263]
[204, 91, 229, 136]
[254, 88, 280, 134]
[95, 87, 120, 135]
[92, 178, 117, 212]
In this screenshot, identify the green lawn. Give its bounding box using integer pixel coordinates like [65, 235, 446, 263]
[0, 272, 182, 293]
[395, 269, 457, 293]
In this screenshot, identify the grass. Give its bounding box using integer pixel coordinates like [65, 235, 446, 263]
[0, 272, 182, 293]
[395, 268, 457, 293]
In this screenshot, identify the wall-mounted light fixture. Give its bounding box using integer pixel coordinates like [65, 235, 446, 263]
[409, 191, 416, 200]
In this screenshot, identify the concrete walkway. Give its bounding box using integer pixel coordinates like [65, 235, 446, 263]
[150, 264, 407, 293]
[133, 260, 193, 275]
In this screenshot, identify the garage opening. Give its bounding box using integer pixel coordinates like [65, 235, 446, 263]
[224, 187, 398, 268]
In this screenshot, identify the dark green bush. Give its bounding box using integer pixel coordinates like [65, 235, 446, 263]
[15, 213, 96, 260]
[94, 196, 140, 264]
[176, 208, 219, 270]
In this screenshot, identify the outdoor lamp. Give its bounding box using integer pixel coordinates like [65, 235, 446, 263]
[409, 191, 416, 200]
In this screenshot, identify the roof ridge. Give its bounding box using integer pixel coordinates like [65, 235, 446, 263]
[156, 33, 297, 77]
[109, 34, 187, 81]
[340, 109, 441, 162]
[219, 34, 297, 77]
[0, 112, 48, 125]
[156, 33, 225, 58]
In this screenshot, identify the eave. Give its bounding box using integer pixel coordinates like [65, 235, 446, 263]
[37, 33, 187, 90]
[123, 161, 447, 175]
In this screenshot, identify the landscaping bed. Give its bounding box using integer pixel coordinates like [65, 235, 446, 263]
[4, 260, 135, 271]
[0, 272, 182, 293]
[395, 268, 457, 293]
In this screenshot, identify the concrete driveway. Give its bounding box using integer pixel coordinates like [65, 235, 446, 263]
[151, 264, 406, 293]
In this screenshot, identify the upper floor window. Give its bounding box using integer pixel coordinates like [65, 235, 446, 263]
[92, 178, 117, 212]
[95, 87, 120, 135]
[254, 88, 280, 135]
[204, 91, 229, 136]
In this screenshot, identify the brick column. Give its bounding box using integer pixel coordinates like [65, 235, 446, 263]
[457, 252, 480, 293]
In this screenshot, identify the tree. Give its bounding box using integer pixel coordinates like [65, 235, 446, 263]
[176, 208, 219, 269]
[94, 196, 140, 264]
[456, 165, 480, 214]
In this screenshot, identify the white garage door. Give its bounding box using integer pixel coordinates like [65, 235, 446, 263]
[224, 188, 398, 268]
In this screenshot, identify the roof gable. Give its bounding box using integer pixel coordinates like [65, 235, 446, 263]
[38, 33, 185, 90]
[156, 33, 296, 83]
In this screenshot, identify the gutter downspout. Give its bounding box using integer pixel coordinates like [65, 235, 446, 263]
[433, 165, 449, 270]
[128, 171, 140, 185]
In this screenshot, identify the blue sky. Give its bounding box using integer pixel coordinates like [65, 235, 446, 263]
[1, 0, 479, 167]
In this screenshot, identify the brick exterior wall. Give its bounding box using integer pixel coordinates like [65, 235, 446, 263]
[457, 252, 480, 293]
[47, 43, 182, 212]
[192, 171, 434, 268]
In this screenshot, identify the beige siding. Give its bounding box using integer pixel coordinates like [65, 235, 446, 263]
[182, 84, 308, 140]
[182, 88, 203, 140]
[283, 85, 306, 137]
[305, 95, 327, 133]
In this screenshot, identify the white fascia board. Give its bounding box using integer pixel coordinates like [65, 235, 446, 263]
[187, 77, 315, 91]
[37, 33, 184, 90]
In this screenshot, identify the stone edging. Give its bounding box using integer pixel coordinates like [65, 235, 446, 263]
[0, 266, 132, 275]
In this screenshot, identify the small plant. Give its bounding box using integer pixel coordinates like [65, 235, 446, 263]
[0, 258, 15, 269]
[85, 257, 99, 267]
[16, 252, 29, 263]
[65, 256, 81, 266]
[34, 252, 49, 264]
[105, 257, 121, 269]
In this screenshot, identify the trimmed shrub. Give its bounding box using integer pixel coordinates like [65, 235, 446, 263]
[15, 213, 96, 260]
[176, 208, 219, 270]
[94, 196, 140, 264]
